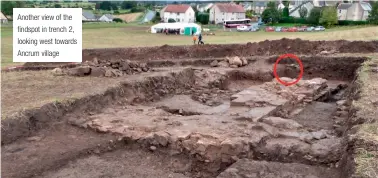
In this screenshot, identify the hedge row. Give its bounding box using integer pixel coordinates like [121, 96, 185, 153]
[279, 17, 308, 24]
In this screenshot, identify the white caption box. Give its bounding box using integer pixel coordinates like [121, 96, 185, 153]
[13, 8, 82, 62]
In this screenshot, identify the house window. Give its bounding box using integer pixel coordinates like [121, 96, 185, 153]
[177, 13, 179, 15]
[223, 13, 225, 15]
[177, 18, 180, 22]
[339, 10, 341, 13]
[182, 19, 184, 22]
[232, 12, 234, 15]
[231, 18, 234, 20]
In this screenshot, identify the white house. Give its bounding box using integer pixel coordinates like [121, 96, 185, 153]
[209, 3, 246, 24]
[337, 2, 372, 21]
[98, 14, 113, 22]
[82, 11, 97, 22]
[0, 11, 8, 24]
[337, 3, 353, 20]
[160, 4, 195, 23]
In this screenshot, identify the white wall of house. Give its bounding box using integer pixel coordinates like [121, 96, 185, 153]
[338, 9, 348, 20]
[99, 16, 112, 22]
[362, 10, 369, 20]
[163, 8, 195, 23]
[210, 5, 246, 24]
[160, 6, 167, 19]
[347, 3, 363, 21]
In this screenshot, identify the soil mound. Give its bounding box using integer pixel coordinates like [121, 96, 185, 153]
[24, 39, 378, 67]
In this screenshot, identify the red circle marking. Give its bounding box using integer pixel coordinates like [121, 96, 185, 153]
[273, 54, 304, 86]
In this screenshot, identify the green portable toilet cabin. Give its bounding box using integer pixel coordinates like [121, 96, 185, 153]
[184, 27, 198, 36]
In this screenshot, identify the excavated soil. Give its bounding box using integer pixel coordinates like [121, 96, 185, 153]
[2, 41, 377, 178]
[23, 39, 378, 68]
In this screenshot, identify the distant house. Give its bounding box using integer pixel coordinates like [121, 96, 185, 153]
[99, 14, 113, 22]
[337, 3, 353, 20]
[160, 4, 195, 23]
[242, 2, 252, 11]
[0, 11, 8, 24]
[82, 11, 97, 22]
[209, 3, 246, 24]
[197, 3, 214, 12]
[337, 2, 372, 21]
[288, 1, 314, 18]
[251, 1, 267, 15]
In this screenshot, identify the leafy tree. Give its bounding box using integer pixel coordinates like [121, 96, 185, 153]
[1, 1, 15, 15]
[261, 2, 280, 24]
[54, 4, 62, 8]
[121, 1, 136, 9]
[99, 1, 112, 11]
[95, 2, 101, 10]
[307, 7, 322, 25]
[168, 18, 176, 23]
[367, 1, 378, 25]
[267, 1, 276, 9]
[283, 7, 289, 17]
[152, 12, 161, 23]
[246, 10, 255, 18]
[299, 7, 308, 18]
[1, 1, 25, 15]
[319, 6, 338, 27]
[111, 3, 118, 10]
[113, 18, 123, 23]
[196, 13, 209, 24]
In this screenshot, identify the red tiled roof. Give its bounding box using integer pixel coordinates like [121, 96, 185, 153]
[164, 4, 191, 13]
[215, 3, 245, 13]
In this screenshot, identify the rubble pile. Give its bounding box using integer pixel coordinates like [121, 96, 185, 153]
[210, 56, 248, 68]
[50, 59, 150, 77]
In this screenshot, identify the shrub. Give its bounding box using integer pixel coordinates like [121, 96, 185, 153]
[168, 18, 176, 23]
[319, 6, 338, 27]
[367, 1, 378, 25]
[307, 7, 322, 25]
[338, 20, 369, 25]
[113, 18, 123, 23]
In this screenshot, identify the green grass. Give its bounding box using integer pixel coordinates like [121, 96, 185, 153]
[2, 23, 377, 67]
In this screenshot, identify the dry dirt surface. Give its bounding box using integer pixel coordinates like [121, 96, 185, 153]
[2, 41, 378, 178]
[114, 13, 143, 22]
[23, 39, 378, 67]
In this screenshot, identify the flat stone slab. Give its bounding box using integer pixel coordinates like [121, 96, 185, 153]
[217, 159, 340, 178]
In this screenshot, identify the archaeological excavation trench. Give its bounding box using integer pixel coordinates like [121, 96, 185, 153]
[2, 39, 377, 178]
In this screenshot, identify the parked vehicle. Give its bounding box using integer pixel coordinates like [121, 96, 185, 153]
[237, 25, 250, 32]
[275, 27, 282, 32]
[288, 27, 298, 32]
[307, 26, 315, 31]
[265, 26, 275, 32]
[250, 26, 260, 32]
[314, 26, 325, 31]
[297, 26, 306, 32]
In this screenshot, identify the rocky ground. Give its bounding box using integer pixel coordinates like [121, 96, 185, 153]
[2, 41, 378, 178]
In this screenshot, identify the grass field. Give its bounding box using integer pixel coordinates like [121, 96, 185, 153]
[1, 23, 378, 67]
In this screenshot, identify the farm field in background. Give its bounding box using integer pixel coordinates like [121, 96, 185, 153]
[1, 23, 377, 67]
